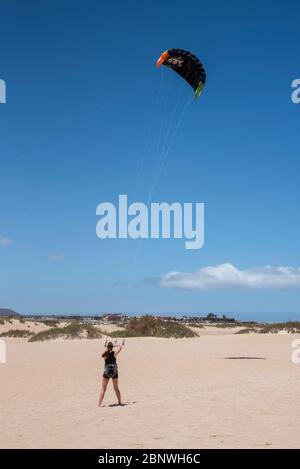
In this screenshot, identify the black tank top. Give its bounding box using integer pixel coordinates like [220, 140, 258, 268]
[105, 351, 116, 365]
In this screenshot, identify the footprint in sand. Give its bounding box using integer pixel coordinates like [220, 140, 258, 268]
[209, 434, 226, 443]
[254, 442, 272, 447]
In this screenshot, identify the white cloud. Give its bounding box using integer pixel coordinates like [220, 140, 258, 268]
[160, 263, 300, 290]
[49, 253, 64, 262]
[0, 236, 12, 247]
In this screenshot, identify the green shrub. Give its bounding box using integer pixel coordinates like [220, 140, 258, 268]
[188, 323, 204, 328]
[258, 322, 300, 334]
[84, 324, 103, 339]
[235, 327, 259, 334]
[42, 320, 59, 327]
[214, 322, 239, 328]
[0, 329, 34, 338]
[29, 323, 102, 342]
[235, 322, 300, 334]
[1, 317, 13, 324]
[110, 315, 197, 339]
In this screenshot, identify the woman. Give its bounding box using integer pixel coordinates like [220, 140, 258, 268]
[98, 340, 124, 407]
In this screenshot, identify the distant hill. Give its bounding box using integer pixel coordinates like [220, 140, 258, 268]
[0, 308, 20, 317]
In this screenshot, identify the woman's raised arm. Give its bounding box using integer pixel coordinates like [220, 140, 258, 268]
[114, 340, 125, 357]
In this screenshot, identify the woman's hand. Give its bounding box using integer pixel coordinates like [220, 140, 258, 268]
[115, 340, 125, 356]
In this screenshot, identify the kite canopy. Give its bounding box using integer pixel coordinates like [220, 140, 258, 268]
[156, 48, 206, 98]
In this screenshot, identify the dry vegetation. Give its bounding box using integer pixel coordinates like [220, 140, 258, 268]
[110, 315, 197, 339]
[0, 329, 34, 338]
[1, 316, 300, 342]
[28, 323, 102, 342]
[235, 322, 300, 334]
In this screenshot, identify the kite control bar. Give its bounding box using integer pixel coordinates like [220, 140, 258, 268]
[104, 338, 125, 348]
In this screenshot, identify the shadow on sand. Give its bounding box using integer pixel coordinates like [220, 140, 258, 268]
[224, 356, 266, 360]
[107, 401, 138, 408]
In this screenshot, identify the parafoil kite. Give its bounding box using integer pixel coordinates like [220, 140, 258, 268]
[156, 48, 206, 98]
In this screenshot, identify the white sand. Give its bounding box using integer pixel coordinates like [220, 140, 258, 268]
[0, 318, 52, 334]
[1, 334, 300, 448]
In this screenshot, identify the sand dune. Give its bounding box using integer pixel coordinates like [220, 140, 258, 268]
[1, 334, 300, 448]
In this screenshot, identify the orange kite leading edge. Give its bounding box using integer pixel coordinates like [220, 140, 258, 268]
[156, 50, 169, 67]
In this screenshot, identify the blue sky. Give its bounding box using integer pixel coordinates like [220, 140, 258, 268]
[0, 0, 300, 320]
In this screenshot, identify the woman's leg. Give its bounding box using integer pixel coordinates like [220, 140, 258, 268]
[98, 377, 109, 407]
[112, 378, 121, 405]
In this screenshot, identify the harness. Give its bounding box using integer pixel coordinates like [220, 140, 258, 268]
[104, 363, 118, 379]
